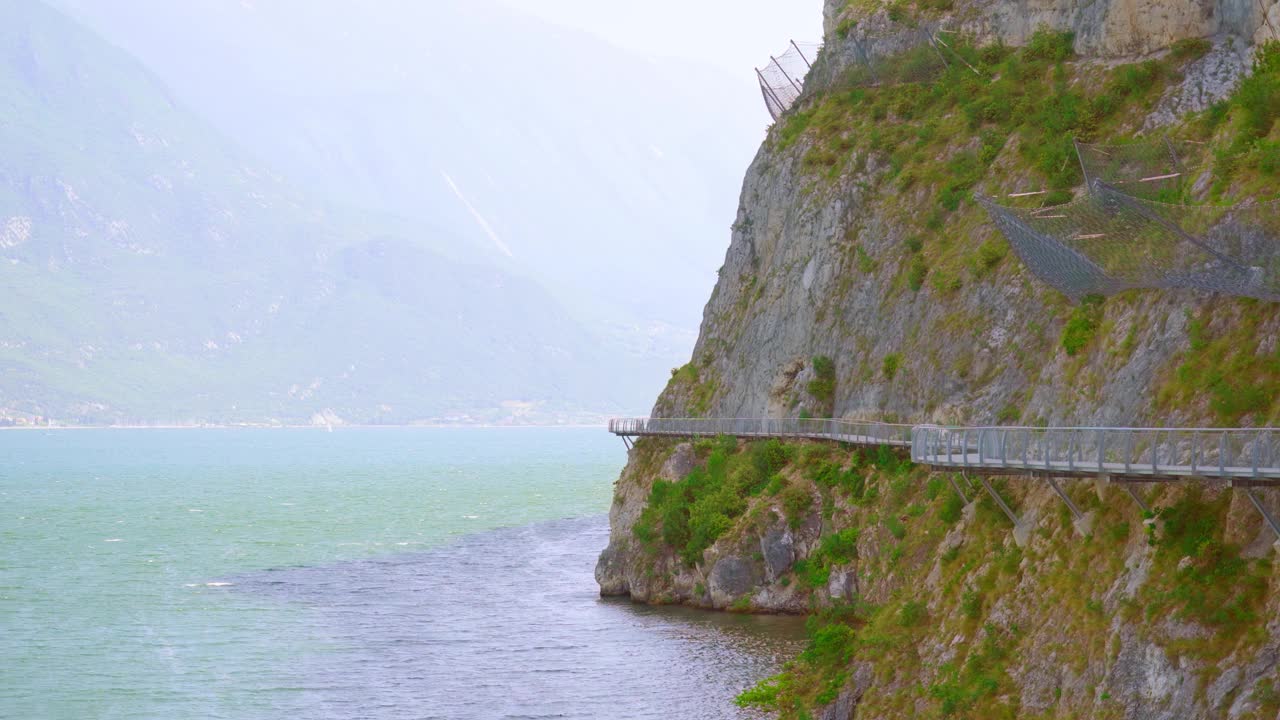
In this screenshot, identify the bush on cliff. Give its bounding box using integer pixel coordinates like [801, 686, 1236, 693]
[635, 439, 797, 566]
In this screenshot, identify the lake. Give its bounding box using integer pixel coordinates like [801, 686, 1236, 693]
[0, 427, 804, 719]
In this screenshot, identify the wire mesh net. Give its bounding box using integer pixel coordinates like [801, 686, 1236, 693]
[757, 29, 957, 121]
[757, 41, 821, 121]
[980, 126, 1280, 304]
[980, 181, 1280, 302]
[1075, 139, 1193, 201]
[833, 28, 952, 89]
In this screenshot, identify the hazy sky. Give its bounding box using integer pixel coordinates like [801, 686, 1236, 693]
[497, 0, 824, 77]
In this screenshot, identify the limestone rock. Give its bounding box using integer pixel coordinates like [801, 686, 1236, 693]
[761, 522, 797, 580]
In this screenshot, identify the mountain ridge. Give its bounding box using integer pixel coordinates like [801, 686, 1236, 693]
[0, 0, 663, 425]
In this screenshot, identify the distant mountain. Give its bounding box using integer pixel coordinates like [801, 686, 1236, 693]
[47, 0, 763, 331]
[0, 0, 667, 425]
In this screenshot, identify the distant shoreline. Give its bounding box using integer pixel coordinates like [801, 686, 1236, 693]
[0, 423, 611, 431]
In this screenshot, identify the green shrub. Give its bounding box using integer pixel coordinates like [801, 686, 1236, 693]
[1201, 99, 1231, 134]
[811, 457, 868, 500]
[883, 353, 903, 380]
[898, 600, 927, 627]
[996, 403, 1021, 424]
[971, 239, 1008, 275]
[1254, 680, 1280, 717]
[635, 440, 799, 566]
[808, 355, 837, 406]
[751, 439, 794, 477]
[1024, 28, 1074, 63]
[777, 110, 814, 149]
[815, 527, 860, 566]
[1170, 37, 1212, 62]
[793, 557, 832, 589]
[1169, 309, 1279, 424]
[811, 354, 835, 380]
[872, 444, 912, 476]
[855, 245, 876, 273]
[886, 2, 912, 26]
[885, 515, 907, 540]
[908, 255, 928, 291]
[1256, 140, 1280, 175]
[1106, 520, 1131, 544]
[1149, 490, 1271, 631]
[938, 151, 984, 211]
[797, 528, 862, 589]
[929, 626, 1010, 715]
[800, 622, 858, 667]
[939, 490, 965, 524]
[1236, 42, 1280, 140]
[781, 485, 814, 529]
[925, 476, 944, 500]
[730, 463, 768, 497]
[735, 674, 784, 709]
[1062, 294, 1105, 356]
[660, 494, 691, 550]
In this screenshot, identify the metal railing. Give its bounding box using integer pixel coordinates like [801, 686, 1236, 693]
[911, 425, 1280, 481]
[606, 418, 1280, 481]
[607, 417, 913, 447]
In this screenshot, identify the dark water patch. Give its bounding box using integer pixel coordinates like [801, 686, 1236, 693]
[230, 516, 806, 719]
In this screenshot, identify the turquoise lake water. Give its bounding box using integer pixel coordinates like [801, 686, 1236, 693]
[0, 428, 804, 719]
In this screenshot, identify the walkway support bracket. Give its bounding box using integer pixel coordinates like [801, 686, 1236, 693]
[1123, 484, 1150, 514]
[974, 473, 1033, 546]
[947, 473, 971, 506]
[1047, 477, 1083, 521]
[1047, 476, 1096, 537]
[1244, 488, 1280, 542]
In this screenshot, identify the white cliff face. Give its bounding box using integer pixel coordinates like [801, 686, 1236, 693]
[826, 0, 1278, 57]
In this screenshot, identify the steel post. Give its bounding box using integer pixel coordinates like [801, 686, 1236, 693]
[1047, 477, 1084, 521]
[1245, 489, 1280, 541]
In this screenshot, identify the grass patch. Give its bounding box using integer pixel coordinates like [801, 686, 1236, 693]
[1145, 489, 1272, 638]
[808, 355, 837, 409]
[1160, 306, 1280, 424]
[1061, 295, 1104, 357]
[883, 353, 902, 380]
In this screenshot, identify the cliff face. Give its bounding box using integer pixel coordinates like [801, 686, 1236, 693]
[599, 1, 1280, 718]
[659, 0, 1280, 429]
[825, 0, 1277, 56]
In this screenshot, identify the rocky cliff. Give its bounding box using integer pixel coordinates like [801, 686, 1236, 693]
[598, 1, 1280, 717]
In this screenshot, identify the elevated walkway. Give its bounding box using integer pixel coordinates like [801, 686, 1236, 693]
[911, 425, 1280, 486]
[609, 417, 1280, 544]
[607, 417, 911, 449]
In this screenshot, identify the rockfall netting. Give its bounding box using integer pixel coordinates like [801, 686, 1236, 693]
[757, 41, 821, 121]
[981, 137, 1280, 302]
[830, 27, 954, 90]
[757, 29, 959, 121]
[1074, 138, 1191, 201]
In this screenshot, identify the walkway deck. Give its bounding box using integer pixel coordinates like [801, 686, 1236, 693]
[911, 425, 1280, 486]
[607, 417, 912, 448]
[607, 418, 1280, 485]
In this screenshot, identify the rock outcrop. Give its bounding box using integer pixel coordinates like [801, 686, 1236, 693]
[825, 0, 1278, 58]
[600, 0, 1280, 717]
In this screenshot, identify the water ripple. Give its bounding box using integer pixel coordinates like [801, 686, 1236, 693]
[230, 517, 805, 719]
